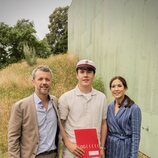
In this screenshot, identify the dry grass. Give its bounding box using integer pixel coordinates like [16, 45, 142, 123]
[0, 53, 78, 156]
[0, 53, 149, 158]
[138, 152, 150, 158]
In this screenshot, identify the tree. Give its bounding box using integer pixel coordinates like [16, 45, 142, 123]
[13, 19, 51, 59]
[0, 20, 37, 68]
[46, 6, 69, 55]
[0, 22, 13, 68]
[10, 19, 37, 62]
[0, 19, 51, 69]
[35, 38, 51, 58]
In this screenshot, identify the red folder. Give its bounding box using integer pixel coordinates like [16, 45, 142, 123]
[74, 128, 100, 158]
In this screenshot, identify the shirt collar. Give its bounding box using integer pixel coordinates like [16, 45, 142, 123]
[75, 85, 97, 96]
[33, 93, 51, 109]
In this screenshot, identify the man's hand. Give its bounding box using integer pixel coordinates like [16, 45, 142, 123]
[65, 140, 84, 158]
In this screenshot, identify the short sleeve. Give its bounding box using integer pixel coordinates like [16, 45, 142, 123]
[58, 94, 69, 120]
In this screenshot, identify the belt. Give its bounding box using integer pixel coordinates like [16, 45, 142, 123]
[109, 133, 131, 140]
[37, 149, 57, 156]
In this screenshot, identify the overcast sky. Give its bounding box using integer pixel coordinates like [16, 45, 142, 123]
[0, 0, 72, 39]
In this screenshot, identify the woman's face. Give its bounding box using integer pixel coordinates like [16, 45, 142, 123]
[110, 79, 126, 100]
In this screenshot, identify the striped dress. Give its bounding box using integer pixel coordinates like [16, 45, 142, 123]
[105, 99, 141, 158]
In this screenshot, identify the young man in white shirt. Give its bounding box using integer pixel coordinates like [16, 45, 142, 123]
[59, 59, 107, 158]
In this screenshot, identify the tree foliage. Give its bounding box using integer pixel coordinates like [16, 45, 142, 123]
[46, 6, 69, 55]
[0, 23, 12, 68]
[35, 38, 51, 58]
[0, 19, 51, 69]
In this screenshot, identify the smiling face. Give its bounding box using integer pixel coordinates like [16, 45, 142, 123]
[32, 70, 52, 97]
[110, 79, 127, 101]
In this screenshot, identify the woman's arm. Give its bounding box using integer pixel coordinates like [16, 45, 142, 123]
[130, 105, 142, 158]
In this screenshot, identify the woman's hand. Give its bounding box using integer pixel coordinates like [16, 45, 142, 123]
[100, 148, 105, 158]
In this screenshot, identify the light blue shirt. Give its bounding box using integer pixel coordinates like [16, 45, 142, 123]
[34, 93, 57, 155]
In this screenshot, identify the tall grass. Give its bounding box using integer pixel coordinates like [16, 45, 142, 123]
[0, 54, 148, 158]
[0, 54, 78, 156]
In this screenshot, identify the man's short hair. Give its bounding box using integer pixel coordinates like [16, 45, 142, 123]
[32, 65, 52, 79]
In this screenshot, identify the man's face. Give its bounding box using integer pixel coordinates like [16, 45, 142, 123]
[76, 68, 95, 88]
[32, 70, 52, 96]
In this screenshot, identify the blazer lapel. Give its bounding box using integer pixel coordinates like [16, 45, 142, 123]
[30, 95, 39, 139]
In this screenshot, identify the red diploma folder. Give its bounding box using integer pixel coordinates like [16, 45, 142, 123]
[74, 128, 100, 158]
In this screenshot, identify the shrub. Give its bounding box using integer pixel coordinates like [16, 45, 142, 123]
[93, 77, 105, 93]
[23, 44, 36, 66]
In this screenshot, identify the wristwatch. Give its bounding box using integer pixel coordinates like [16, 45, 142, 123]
[100, 146, 104, 150]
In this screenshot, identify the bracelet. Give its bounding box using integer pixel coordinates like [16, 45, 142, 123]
[100, 146, 104, 150]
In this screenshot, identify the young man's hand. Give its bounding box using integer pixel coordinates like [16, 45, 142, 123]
[65, 141, 84, 158]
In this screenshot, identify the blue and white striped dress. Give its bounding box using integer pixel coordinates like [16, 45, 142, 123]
[105, 99, 141, 158]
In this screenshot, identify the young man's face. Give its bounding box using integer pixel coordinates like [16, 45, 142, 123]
[76, 68, 95, 88]
[32, 70, 52, 96]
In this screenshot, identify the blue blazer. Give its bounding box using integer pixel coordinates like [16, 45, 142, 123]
[105, 99, 141, 158]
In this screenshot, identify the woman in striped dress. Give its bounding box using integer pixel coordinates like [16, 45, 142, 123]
[105, 76, 141, 158]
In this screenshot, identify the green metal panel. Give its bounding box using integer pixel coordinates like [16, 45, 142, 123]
[68, 0, 158, 157]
